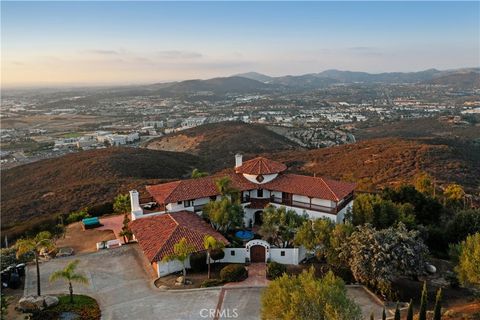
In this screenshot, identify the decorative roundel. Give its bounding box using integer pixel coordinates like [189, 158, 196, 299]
[256, 174, 264, 183]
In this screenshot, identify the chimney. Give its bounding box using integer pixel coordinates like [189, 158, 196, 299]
[129, 190, 143, 220]
[235, 153, 243, 168]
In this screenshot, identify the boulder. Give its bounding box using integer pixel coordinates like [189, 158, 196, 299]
[426, 264, 437, 274]
[17, 295, 45, 312]
[17, 295, 59, 312]
[44, 295, 59, 308]
[176, 276, 185, 283]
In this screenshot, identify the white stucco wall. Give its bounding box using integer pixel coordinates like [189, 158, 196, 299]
[215, 248, 247, 264]
[268, 202, 337, 222]
[242, 173, 278, 184]
[335, 200, 353, 223]
[270, 248, 300, 265]
[157, 257, 191, 277]
[311, 198, 335, 208]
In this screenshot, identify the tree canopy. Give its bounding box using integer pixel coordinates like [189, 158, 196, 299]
[261, 268, 361, 320]
[261, 206, 307, 248]
[202, 196, 244, 233]
[113, 194, 131, 214]
[455, 232, 480, 287]
[342, 224, 429, 297]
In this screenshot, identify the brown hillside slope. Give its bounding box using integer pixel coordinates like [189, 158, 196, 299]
[146, 121, 303, 170]
[276, 138, 480, 192]
[1, 148, 203, 236]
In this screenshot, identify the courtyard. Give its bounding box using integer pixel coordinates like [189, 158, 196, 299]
[23, 244, 389, 319]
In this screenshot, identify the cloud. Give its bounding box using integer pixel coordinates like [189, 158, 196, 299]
[156, 50, 203, 59]
[85, 49, 121, 55]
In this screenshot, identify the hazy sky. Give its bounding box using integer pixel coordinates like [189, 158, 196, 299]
[2, 1, 479, 87]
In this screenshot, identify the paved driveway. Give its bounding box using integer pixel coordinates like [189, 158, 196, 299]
[25, 245, 256, 320]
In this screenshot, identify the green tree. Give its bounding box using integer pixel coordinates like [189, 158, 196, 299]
[342, 224, 428, 297]
[202, 197, 244, 233]
[326, 223, 355, 268]
[261, 206, 307, 248]
[433, 288, 442, 320]
[215, 176, 237, 197]
[455, 232, 480, 286]
[394, 302, 400, 320]
[419, 282, 428, 320]
[261, 268, 361, 320]
[203, 235, 224, 279]
[351, 194, 400, 229]
[113, 194, 131, 214]
[162, 238, 195, 284]
[119, 214, 133, 243]
[16, 231, 55, 296]
[294, 218, 334, 258]
[406, 299, 414, 320]
[446, 209, 480, 244]
[191, 168, 208, 179]
[443, 184, 465, 207]
[1, 293, 10, 320]
[414, 172, 434, 197]
[49, 260, 88, 303]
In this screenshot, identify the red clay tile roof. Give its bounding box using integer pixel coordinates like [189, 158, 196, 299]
[146, 173, 256, 204]
[263, 174, 356, 201]
[235, 157, 287, 175]
[129, 211, 229, 262]
[145, 157, 355, 204]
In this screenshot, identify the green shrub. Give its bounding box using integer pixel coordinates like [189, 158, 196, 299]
[87, 202, 114, 217]
[66, 209, 90, 224]
[200, 279, 224, 288]
[210, 248, 225, 261]
[220, 264, 248, 282]
[266, 262, 287, 279]
[189, 252, 207, 272]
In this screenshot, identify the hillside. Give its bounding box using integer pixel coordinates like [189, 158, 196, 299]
[1, 148, 204, 237]
[146, 121, 303, 170]
[155, 76, 274, 95]
[427, 71, 480, 88]
[276, 138, 480, 192]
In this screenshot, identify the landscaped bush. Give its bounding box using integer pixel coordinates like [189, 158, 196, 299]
[266, 262, 287, 279]
[200, 279, 224, 288]
[66, 209, 90, 224]
[189, 252, 207, 272]
[220, 264, 248, 282]
[31, 295, 101, 320]
[210, 248, 225, 262]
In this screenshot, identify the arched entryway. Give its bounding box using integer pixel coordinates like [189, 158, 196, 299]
[250, 245, 266, 263]
[254, 210, 263, 226]
[246, 239, 270, 263]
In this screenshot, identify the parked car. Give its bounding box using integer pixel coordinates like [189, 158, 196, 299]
[56, 247, 74, 258]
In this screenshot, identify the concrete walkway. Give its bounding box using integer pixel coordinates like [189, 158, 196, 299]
[224, 263, 269, 288]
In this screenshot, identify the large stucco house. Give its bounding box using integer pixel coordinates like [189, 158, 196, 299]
[129, 154, 356, 277]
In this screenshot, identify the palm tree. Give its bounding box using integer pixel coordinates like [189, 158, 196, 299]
[191, 169, 208, 179]
[215, 176, 236, 197]
[16, 231, 55, 296]
[203, 235, 225, 279]
[162, 238, 195, 284]
[49, 260, 88, 303]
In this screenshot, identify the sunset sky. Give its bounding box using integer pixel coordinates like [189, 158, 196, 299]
[2, 1, 479, 87]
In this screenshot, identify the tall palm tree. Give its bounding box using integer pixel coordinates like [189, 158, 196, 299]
[49, 259, 88, 303]
[16, 231, 54, 296]
[203, 235, 225, 279]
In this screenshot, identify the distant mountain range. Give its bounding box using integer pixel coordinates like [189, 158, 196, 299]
[235, 68, 480, 88]
[142, 67, 479, 95]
